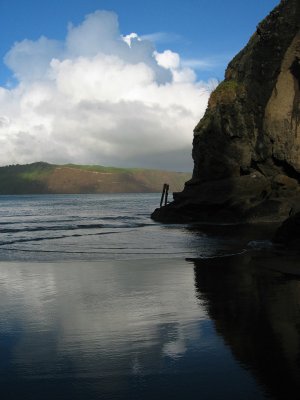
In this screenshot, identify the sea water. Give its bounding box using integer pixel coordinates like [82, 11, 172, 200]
[0, 193, 254, 261]
[0, 194, 299, 399]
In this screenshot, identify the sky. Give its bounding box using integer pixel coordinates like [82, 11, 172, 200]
[0, 0, 279, 171]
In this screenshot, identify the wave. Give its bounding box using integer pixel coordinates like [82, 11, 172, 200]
[0, 224, 102, 234]
[0, 246, 193, 256]
[0, 230, 124, 247]
[0, 221, 154, 235]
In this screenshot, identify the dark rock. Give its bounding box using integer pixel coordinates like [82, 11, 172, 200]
[273, 211, 300, 249]
[152, 0, 300, 223]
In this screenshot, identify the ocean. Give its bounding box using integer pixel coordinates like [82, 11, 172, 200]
[0, 193, 299, 399]
[0, 193, 258, 262]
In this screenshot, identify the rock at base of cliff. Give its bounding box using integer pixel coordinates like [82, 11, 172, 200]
[151, 174, 300, 224]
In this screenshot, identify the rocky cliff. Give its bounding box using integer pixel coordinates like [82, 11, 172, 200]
[152, 0, 300, 223]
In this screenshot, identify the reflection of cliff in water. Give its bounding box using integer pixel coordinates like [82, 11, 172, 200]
[193, 255, 300, 400]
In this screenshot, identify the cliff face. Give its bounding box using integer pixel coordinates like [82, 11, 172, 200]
[152, 0, 300, 223]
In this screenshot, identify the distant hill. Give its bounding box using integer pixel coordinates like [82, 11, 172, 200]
[0, 162, 191, 194]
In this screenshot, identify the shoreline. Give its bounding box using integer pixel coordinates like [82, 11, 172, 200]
[1, 250, 299, 277]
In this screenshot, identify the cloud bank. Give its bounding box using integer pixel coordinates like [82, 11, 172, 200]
[0, 11, 215, 170]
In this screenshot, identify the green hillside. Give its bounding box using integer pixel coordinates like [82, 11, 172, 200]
[0, 162, 191, 194]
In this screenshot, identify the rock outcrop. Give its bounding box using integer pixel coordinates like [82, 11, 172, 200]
[152, 0, 300, 223]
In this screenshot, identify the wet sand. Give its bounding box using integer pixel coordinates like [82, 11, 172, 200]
[0, 257, 300, 399]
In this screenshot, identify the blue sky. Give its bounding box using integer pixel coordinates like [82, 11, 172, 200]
[0, 0, 279, 170]
[0, 0, 278, 84]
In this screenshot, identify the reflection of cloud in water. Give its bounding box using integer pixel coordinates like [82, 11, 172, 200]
[163, 337, 186, 359]
[0, 264, 57, 329]
[0, 258, 275, 400]
[0, 260, 205, 377]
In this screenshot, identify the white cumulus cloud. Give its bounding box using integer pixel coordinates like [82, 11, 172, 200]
[0, 10, 213, 170]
